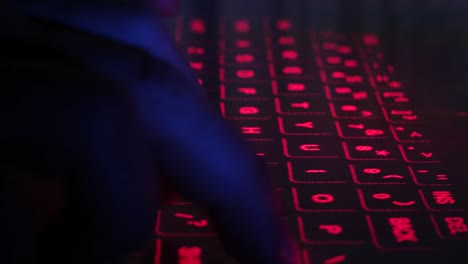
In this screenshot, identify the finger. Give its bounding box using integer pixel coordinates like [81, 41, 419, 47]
[132, 66, 286, 263]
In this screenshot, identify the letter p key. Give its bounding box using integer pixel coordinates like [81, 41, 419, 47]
[319, 224, 343, 235]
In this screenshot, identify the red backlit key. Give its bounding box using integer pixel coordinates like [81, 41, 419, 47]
[275, 96, 328, 114]
[292, 186, 360, 212]
[155, 238, 235, 264]
[357, 187, 421, 212]
[383, 107, 420, 123]
[366, 214, 436, 251]
[342, 141, 399, 160]
[274, 63, 318, 80]
[225, 39, 263, 52]
[233, 119, 277, 139]
[398, 143, 441, 163]
[223, 65, 269, 81]
[221, 81, 271, 99]
[325, 84, 373, 102]
[274, 35, 297, 47]
[322, 55, 361, 70]
[274, 80, 323, 95]
[330, 102, 380, 119]
[273, 47, 314, 63]
[326, 70, 366, 85]
[409, 165, 452, 186]
[278, 116, 335, 135]
[221, 100, 274, 119]
[390, 125, 430, 142]
[282, 137, 341, 158]
[377, 91, 411, 106]
[298, 213, 368, 245]
[431, 213, 468, 240]
[349, 162, 409, 185]
[156, 206, 214, 237]
[419, 188, 465, 211]
[335, 120, 389, 139]
[287, 160, 349, 184]
[224, 51, 267, 65]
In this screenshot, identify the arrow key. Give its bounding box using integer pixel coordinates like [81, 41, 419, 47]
[399, 143, 441, 163]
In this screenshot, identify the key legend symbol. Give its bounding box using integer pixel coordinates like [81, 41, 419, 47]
[174, 212, 208, 227]
[436, 174, 448, 181]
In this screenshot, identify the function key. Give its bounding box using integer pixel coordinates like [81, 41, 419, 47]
[221, 81, 272, 99]
[156, 206, 214, 237]
[298, 213, 368, 244]
[274, 80, 323, 95]
[278, 116, 335, 135]
[282, 137, 341, 158]
[330, 102, 381, 119]
[357, 187, 422, 211]
[398, 143, 441, 163]
[409, 165, 452, 186]
[335, 120, 389, 139]
[287, 160, 349, 184]
[292, 185, 360, 212]
[155, 238, 233, 264]
[342, 141, 399, 160]
[366, 213, 436, 250]
[431, 213, 468, 240]
[419, 188, 465, 211]
[349, 162, 409, 185]
[221, 100, 274, 119]
[390, 125, 430, 142]
[325, 84, 374, 102]
[275, 96, 328, 115]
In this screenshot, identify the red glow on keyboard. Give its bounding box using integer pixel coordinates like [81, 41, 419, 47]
[432, 191, 455, 205]
[235, 54, 254, 63]
[178, 246, 202, 264]
[353, 92, 368, 100]
[281, 50, 298, 60]
[235, 39, 252, 48]
[364, 168, 381, 174]
[283, 66, 303, 75]
[241, 127, 261, 134]
[278, 36, 296, 45]
[311, 193, 334, 203]
[342, 105, 358, 112]
[336, 87, 351, 94]
[236, 69, 255, 79]
[337, 45, 352, 54]
[331, 71, 346, 79]
[445, 217, 468, 235]
[291, 102, 310, 109]
[388, 81, 402, 89]
[320, 224, 343, 235]
[344, 59, 358, 68]
[239, 106, 259, 115]
[276, 19, 292, 31]
[363, 34, 379, 46]
[189, 19, 205, 34]
[300, 144, 320, 151]
[355, 145, 373, 151]
[296, 121, 314, 128]
[189, 62, 203, 70]
[234, 19, 250, 33]
[388, 217, 419, 242]
[187, 47, 204, 55]
[237, 87, 257, 95]
[287, 83, 305, 91]
[322, 42, 337, 50]
[326, 56, 341, 64]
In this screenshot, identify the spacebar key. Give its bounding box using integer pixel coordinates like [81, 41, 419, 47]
[155, 238, 237, 264]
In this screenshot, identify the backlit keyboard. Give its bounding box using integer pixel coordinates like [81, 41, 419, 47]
[155, 17, 468, 263]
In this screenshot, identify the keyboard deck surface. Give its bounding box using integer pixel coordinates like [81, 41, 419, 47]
[154, 17, 468, 263]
